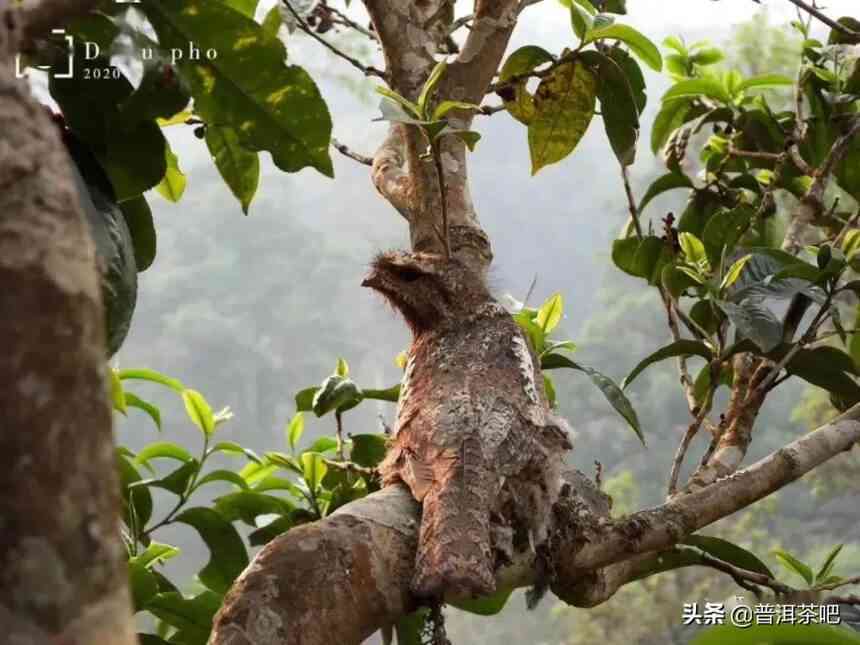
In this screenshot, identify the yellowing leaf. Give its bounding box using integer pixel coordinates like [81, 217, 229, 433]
[528, 61, 597, 175]
[537, 293, 563, 333]
[182, 388, 216, 436]
[155, 145, 186, 203]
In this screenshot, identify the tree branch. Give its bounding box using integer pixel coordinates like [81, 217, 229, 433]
[332, 137, 373, 166]
[783, 0, 860, 37]
[281, 0, 385, 79]
[371, 124, 412, 221]
[210, 405, 860, 644]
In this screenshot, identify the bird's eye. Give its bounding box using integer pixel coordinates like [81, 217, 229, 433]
[396, 268, 422, 282]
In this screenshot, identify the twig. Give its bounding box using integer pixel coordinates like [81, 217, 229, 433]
[478, 103, 507, 116]
[692, 547, 795, 596]
[430, 141, 452, 259]
[327, 5, 378, 41]
[832, 206, 859, 247]
[281, 1, 385, 79]
[322, 458, 376, 479]
[784, 0, 860, 37]
[668, 393, 714, 497]
[815, 574, 860, 593]
[335, 410, 345, 462]
[728, 146, 781, 162]
[331, 138, 373, 166]
[448, 13, 474, 35]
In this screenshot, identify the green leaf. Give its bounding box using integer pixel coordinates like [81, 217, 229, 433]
[498, 46, 555, 124]
[543, 355, 643, 444]
[718, 299, 782, 353]
[581, 51, 639, 165]
[679, 232, 707, 266]
[432, 100, 480, 120]
[119, 195, 157, 272]
[311, 375, 362, 417]
[118, 453, 153, 530]
[351, 433, 388, 468]
[537, 293, 564, 333]
[851, 304, 860, 370]
[569, 4, 592, 40]
[205, 125, 260, 215]
[777, 346, 860, 402]
[261, 5, 282, 36]
[638, 172, 693, 215]
[376, 86, 422, 118]
[155, 145, 186, 203]
[816, 544, 844, 583]
[213, 491, 292, 525]
[623, 340, 714, 389]
[129, 561, 160, 611]
[684, 535, 774, 577]
[772, 548, 814, 586]
[130, 542, 181, 569]
[449, 587, 515, 616]
[110, 368, 127, 414]
[329, 365, 350, 388]
[194, 469, 250, 491]
[144, 0, 333, 177]
[663, 35, 687, 55]
[50, 50, 169, 201]
[306, 436, 339, 454]
[286, 412, 304, 451]
[583, 24, 662, 71]
[662, 78, 732, 104]
[211, 441, 262, 463]
[417, 61, 448, 120]
[543, 373, 557, 408]
[182, 389, 216, 436]
[443, 128, 481, 151]
[135, 441, 193, 467]
[737, 74, 794, 92]
[528, 60, 597, 174]
[301, 452, 328, 490]
[572, 0, 598, 14]
[689, 47, 724, 66]
[396, 609, 430, 645]
[720, 254, 752, 291]
[651, 98, 692, 154]
[692, 624, 860, 645]
[149, 460, 200, 496]
[702, 206, 753, 268]
[146, 590, 222, 643]
[175, 508, 249, 593]
[118, 367, 184, 391]
[295, 386, 320, 412]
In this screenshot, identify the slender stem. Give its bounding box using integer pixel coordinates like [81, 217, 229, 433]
[327, 5, 378, 41]
[784, 0, 859, 36]
[431, 141, 452, 259]
[667, 398, 713, 497]
[281, 1, 385, 79]
[335, 410, 345, 462]
[332, 138, 373, 166]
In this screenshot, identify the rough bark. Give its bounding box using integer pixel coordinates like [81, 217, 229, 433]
[210, 407, 860, 644]
[0, 4, 136, 644]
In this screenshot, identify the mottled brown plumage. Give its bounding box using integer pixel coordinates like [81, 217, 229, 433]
[362, 251, 572, 599]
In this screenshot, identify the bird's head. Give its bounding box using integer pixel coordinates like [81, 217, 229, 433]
[362, 250, 491, 335]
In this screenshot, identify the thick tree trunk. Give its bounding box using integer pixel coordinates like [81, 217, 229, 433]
[0, 7, 136, 644]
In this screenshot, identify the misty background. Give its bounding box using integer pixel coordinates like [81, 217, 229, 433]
[109, 1, 860, 642]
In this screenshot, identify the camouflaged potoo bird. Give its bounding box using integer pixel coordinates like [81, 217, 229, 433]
[362, 251, 573, 600]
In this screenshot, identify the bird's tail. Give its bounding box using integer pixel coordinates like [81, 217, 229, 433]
[410, 448, 496, 600]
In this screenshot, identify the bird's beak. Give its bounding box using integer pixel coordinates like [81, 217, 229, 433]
[361, 273, 377, 288]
